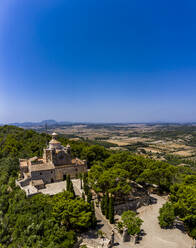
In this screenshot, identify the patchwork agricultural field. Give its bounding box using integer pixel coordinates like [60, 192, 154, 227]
[41, 123, 196, 168]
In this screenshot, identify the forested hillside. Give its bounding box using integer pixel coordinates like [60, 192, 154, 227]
[0, 125, 195, 247]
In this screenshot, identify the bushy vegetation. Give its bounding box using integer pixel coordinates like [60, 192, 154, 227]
[165, 154, 196, 168]
[122, 142, 149, 152]
[158, 202, 175, 228]
[117, 210, 143, 235]
[158, 175, 196, 237]
[169, 175, 196, 237]
[140, 124, 196, 141]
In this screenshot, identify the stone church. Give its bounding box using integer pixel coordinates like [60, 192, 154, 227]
[17, 133, 87, 191]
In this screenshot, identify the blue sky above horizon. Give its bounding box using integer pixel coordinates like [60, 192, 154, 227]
[0, 0, 196, 123]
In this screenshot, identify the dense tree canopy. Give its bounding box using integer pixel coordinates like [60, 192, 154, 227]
[89, 152, 180, 194]
[52, 191, 92, 231]
[0, 177, 79, 248]
[169, 175, 196, 238]
[89, 165, 131, 197]
[0, 126, 51, 159]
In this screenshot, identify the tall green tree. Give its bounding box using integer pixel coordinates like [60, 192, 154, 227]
[121, 210, 143, 236]
[101, 195, 105, 215]
[66, 175, 71, 191]
[105, 192, 109, 219]
[109, 196, 114, 224]
[68, 180, 75, 198]
[91, 202, 97, 229]
[87, 191, 92, 204]
[83, 172, 89, 195]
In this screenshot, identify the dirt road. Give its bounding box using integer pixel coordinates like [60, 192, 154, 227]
[135, 194, 194, 248]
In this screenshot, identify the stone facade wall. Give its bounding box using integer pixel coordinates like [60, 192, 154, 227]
[31, 169, 55, 184]
[30, 165, 86, 184]
[55, 165, 86, 180]
[81, 238, 111, 248]
[43, 148, 72, 166]
[43, 149, 53, 163]
[53, 150, 72, 165]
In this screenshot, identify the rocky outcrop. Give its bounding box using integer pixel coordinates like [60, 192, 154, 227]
[114, 181, 150, 214]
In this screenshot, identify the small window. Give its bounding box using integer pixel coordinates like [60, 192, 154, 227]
[40, 172, 42, 175]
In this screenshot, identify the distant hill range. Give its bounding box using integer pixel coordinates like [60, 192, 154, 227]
[6, 120, 73, 128]
[1, 120, 196, 128]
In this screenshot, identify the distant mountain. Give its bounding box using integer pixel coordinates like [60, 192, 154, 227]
[8, 120, 73, 127]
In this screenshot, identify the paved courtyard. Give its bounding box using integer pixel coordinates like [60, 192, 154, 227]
[39, 181, 67, 195]
[135, 194, 195, 248]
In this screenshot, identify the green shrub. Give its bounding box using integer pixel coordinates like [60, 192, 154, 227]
[158, 202, 175, 228]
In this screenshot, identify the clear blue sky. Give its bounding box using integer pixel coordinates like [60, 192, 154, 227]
[0, 0, 196, 123]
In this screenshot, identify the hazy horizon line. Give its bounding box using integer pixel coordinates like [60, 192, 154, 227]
[1, 119, 196, 125]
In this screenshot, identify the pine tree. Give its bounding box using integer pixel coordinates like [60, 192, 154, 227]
[66, 175, 75, 198]
[83, 172, 89, 195]
[109, 196, 114, 224]
[91, 201, 97, 229]
[104, 192, 109, 219]
[68, 180, 75, 198]
[105, 193, 109, 219]
[66, 174, 71, 191]
[87, 191, 92, 204]
[101, 195, 105, 215]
